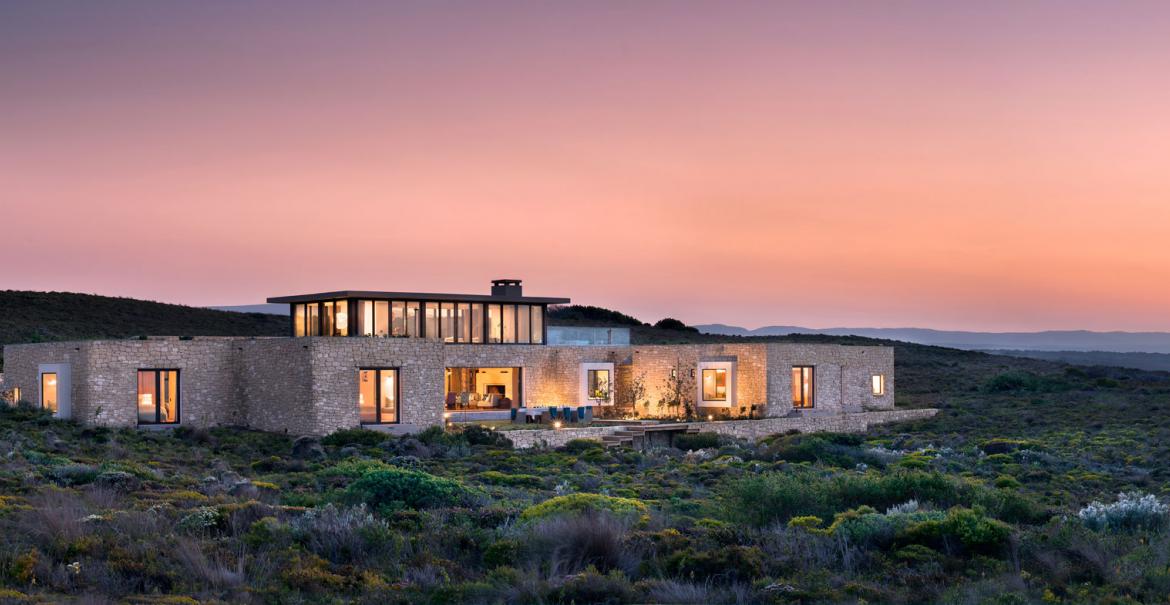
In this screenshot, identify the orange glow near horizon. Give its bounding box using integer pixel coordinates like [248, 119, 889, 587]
[3, 2, 1170, 331]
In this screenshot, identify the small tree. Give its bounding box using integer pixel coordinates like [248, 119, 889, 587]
[659, 358, 695, 420]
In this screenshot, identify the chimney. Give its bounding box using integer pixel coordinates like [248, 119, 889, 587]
[491, 279, 523, 297]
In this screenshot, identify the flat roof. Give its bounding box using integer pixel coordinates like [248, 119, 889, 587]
[267, 291, 571, 305]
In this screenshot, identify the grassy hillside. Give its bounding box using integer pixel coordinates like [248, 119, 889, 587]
[1, 302, 1167, 602]
[0, 291, 287, 359]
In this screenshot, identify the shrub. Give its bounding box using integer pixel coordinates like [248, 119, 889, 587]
[524, 511, 632, 574]
[664, 545, 765, 583]
[562, 439, 605, 454]
[47, 464, 99, 486]
[942, 507, 1012, 552]
[177, 506, 224, 533]
[1078, 492, 1169, 532]
[673, 432, 722, 451]
[344, 467, 475, 510]
[520, 493, 648, 522]
[322, 428, 385, 448]
[460, 425, 512, 448]
[478, 470, 543, 488]
[289, 503, 400, 563]
[483, 539, 520, 569]
[555, 566, 637, 604]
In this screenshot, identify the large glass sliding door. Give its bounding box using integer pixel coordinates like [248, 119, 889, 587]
[138, 369, 179, 424]
[445, 367, 521, 410]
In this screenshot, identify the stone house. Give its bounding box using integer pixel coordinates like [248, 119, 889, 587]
[1, 280, 897, 436]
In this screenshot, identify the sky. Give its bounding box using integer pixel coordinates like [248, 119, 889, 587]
[3, 1, 1170, 332]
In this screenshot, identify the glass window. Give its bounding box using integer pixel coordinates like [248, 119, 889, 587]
[391, 301, 405, 336]
[357, 300, 374, 336]
[322, 301, 335, 336]
[359, 368, 398, 424]
[457, 303, 471, 343]
[792, 366, 814, 409]
[440, 302, 456, 343]
[406, 302, 420, 337]
[487, 304, 502, 343]
[702, 369, 727, 401]
[307, 303, 320, 336]
[375, 301, 390, 337]
[11, 387, 20, 405]
[425, 303, 439, 339]
[471, 304, 484, 343]
[872, 374, 886, 396]
[517, 304, 531, 343]
[531, 306, 543, 344]
[138, 370, 179, 424]
[41, 373, 58, 413]
[445, 367, 521, 410]
[293, 304, 306, 337]
[502, 305, 516, 343]
[334, 300, 348, 336]
[587, 369, 610, 400]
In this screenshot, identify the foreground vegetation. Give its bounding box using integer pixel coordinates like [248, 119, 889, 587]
[2, 330, 1170, 603]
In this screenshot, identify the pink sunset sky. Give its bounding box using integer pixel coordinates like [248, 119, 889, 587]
[3, 1, 1170, 331]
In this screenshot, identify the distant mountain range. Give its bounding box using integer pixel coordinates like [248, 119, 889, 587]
[695, 324, 1170, 354]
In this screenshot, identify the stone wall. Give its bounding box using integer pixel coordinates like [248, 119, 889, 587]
[503, 408, 938, 449]
[3, 337, 897, 436]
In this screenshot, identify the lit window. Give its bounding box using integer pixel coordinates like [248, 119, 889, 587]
[359, 368, 398, 424]
[9, 387, 21, 405]
[334, 300, 348, 336]
[702, 368, 727, 401]
[41, 373, 58, 413]
[792, 366, 814, 409]
[138, 370, 179, 424]
[872, 374, 886, 396]
[293, 304, 306, 337]
[587, 369, 610, 400]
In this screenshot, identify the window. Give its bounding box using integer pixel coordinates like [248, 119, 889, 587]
[587, 369, 610, 400]
[424, 303, 439, 339]
[138, 370, 179, 424]
[502, 305, 516, 343]
[322, 301, 334, 336]
[517, 304, 531, 343]
[872, 374, 886, 396]
[531, 306, 543, 343]
[446, 367, 521, 410]
[471, 304, 484, 343]
[359, 369, 398, 424]
[307, 303, 320, 336]
[702, 368, 727, 401]
[357, 300, 373, 336]
[334, 300, 348, 336]
[375, 300, 390, 336]
[792, 366, 814, 409]
[406, 302, 420, 337]
[8, 387, 20, 405]
[457, 303, 471, 343]
[40, 373, 58, 413]
[487, 304, 502, 343]
[438, 302, 454, 342]
[294, 304, 306, 337]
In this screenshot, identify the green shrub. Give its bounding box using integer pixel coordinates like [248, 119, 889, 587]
[47, 464, 99, 486]
[344, 467, 475, 510]
[943, 507, 1012, 552]
[673, 432, 722, 451]
[664, 545, 765, 583]
[482, 539, 520, 568]
[562, 438, 605, 454]
[555, 566, 637, 603]
[322, 428, 385, 448]
[519, 493, 648, 522]
[459, 425, 512, 448]
[478, 470, 543, 488]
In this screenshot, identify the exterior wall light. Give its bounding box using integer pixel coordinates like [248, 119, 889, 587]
[554, 421, 562, 429]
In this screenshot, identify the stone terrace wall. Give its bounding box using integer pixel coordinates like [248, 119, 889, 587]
[504, 408, 937, 449]
[239, 338, 314, 434]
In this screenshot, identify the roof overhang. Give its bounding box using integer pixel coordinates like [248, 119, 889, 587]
[266, 291, 571, 305]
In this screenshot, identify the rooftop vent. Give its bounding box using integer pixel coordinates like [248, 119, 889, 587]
[491, 279, 523, 297]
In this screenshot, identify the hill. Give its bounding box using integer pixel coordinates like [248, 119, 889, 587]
[0, 290, 287, 361]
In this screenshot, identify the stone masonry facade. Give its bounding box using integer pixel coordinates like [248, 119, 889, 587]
[3, 336, 896, 436]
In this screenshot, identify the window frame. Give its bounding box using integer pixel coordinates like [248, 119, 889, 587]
[359, 367, 400, 425]
[871, 374, 886, 396]
[701, 368, 728, 402]
[792, 365, 815, 409]
[137, 369, 181, 425]
[586, 369, 611, 401]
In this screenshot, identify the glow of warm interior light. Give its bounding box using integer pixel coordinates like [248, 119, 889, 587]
[48, 379, 56, 386]
[443, 412, 450, 419]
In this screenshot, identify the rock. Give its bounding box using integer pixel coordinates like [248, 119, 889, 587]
[683, 448, 716, 463]
[396, 438, 431, 459]
[43, 431, 65, 452]
[291, 436, 325, 461]
[94, 470, 141, 492]
[227, 480, 259, 499]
